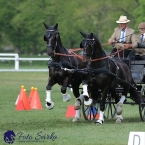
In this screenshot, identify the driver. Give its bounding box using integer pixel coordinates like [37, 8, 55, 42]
[108, 15, 138, 58]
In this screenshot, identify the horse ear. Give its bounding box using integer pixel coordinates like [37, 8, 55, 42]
[80, 31, 86, 38]
[44, 35, 47, 41]
[54, 23, 58, 30]
[90, 33, 94, 39]
[43, 22, 49, 29]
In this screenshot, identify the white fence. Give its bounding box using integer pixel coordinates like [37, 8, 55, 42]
[0, 53, 50, 72]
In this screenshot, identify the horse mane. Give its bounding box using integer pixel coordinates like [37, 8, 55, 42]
[91, 33, 102, 52]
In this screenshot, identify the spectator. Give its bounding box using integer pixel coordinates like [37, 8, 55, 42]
[134, 22, 145, 60]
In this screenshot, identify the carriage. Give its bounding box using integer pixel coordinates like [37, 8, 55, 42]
[81, 59, 145, 122]
[73, 32, 145, 123]
[43, 23, 145, 124]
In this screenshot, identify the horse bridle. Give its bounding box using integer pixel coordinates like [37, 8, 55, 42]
[46, 30, 59, 48]
[45, 30, 59, 57]
[83, 37, 107, 68]
[83, 38, 95, 57]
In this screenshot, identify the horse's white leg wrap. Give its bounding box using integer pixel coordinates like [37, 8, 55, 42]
[116, 95, 125, 115]
[45, 90, 51, 102]
[72, 109, 81, 122]
[74, 94, 84, 110]
[82, 84, 89, 97]
[62, 93, 71, 102]
[120, 95, 125, 103]
[75, 109, 81, 118]
[98, 111, 104, 121]
[45, 90, 54, 109]
[82, 84, 92, 106]
[116, 115, 123, 123]
[95, 111, 104, 124]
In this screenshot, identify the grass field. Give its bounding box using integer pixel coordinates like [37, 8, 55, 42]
[0, 72, 145, 145]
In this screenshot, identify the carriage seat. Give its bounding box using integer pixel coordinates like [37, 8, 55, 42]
[131, 65, 144, 83]
[122, 49, 135, 66]
[111, 48, 135, 67]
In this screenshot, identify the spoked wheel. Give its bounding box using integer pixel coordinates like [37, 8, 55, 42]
[82, 99, 99, 120]
[104, 97, 116, 119]
[139, 85, 145, 121]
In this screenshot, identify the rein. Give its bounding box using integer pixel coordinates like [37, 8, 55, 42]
[87, 46, 130, 62]
[54, 48, 83, 60]
[54, 46, 130, 62]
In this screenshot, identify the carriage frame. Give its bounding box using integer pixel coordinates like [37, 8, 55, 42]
[81, 59, 145, 122]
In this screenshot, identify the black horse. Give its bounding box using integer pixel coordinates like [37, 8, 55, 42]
[43, 23, 85, 122]
[80, 32, 140, 124]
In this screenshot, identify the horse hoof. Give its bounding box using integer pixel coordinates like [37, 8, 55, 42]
[74, 99, 82, 110]
[72, 117, 80, 122]
[63, 94, 71, 102]
[84, 98, 93, 106]
[45, 101, 54, 110]
[94, 119, 103, 125]
[116, 102, 123, 115]
[116, 118, 121, 124]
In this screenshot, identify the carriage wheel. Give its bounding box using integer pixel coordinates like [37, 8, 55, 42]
[82, 99, 99, 121]
[139, 85, 145, 121]
[104, 97, 116, 119]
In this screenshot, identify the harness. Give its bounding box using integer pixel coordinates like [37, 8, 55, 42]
[48, 59, 78, 70]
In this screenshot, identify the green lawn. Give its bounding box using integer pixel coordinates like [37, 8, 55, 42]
[0, 72, 144, 145]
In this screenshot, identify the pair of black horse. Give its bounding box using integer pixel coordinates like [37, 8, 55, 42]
[43, 23, 141, 124]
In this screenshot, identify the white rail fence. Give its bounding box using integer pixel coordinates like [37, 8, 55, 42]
[0, 53, 50, 72]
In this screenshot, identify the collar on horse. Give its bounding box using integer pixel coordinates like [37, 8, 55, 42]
[48, 59, 78, 69]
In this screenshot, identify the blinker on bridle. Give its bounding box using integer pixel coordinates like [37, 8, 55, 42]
[46, 30, 59, 48]
[45, 30, 60, 58]
[83, 38, 95, 57]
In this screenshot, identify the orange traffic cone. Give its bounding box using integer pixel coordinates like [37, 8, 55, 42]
[66, 105, 76, 118]
[22, 89, 31, 110]
[30, 88, 43, 110]
[15, 85, 24, 105]
[16, 89, 31, 111]
[28, 87, 34, 103]
[15, 100, 25, 110]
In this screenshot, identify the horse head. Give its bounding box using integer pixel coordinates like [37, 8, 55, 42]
[43, 22, 60, 58]
[80, 31, 104, 67]
[80, 32, 96, 65]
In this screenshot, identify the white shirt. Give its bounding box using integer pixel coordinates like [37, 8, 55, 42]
[119, 29, 127, 42]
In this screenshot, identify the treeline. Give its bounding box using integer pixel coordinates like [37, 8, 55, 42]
[0, 0, 144, 54]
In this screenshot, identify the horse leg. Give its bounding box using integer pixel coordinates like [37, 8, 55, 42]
[61, 77, 71, 102]
[115, 90, 127, 123]
[72, 86, 84, 122]
[72, 109, 81, 122]
[71, 82, 83, 122]
[95, 87, 108, 124]
[82, 80, 93, 106]
[110, 87, 120, 104]
[108, 88, 124, 123]
[70, 81, 84, 110]
[45, 77, 55, 110]
[115, 95, 125, 123]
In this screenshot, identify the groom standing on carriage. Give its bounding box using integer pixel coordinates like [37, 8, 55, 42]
[108, 15, 138, 59]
